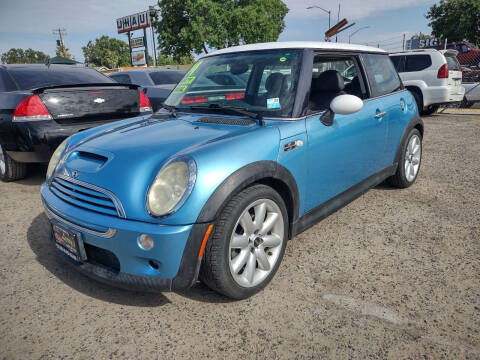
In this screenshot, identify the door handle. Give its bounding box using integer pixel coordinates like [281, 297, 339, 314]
[374, 111, 387, 118]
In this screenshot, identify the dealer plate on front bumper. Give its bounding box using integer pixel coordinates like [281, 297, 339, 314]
[53, 224, 86, 262]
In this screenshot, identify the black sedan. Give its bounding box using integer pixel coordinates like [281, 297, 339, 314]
[0, 64, 152, 181]
[109, 68, 185, 111]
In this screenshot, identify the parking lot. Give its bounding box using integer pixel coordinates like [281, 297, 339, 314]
[0, 113, 479, 359]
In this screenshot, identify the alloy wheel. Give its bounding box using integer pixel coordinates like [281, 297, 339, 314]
[0, 145, 5, 175]
[405, 134, 421, 182]
[229, 198, 284, 288]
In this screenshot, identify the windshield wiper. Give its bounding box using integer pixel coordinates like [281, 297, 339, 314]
[189, 103, 264, 126]
[160, 104, 178, 117]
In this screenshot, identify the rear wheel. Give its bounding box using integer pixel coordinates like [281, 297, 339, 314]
[200, 184, 288, 299]
[409, 88, 423, 114]
[460, 96, 474, 108]
[0, 145, 27, 182]
[387, 128, 422, 188]
[421, 104, 439, 116]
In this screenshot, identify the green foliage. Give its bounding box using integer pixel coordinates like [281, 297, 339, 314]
[153, 0, 289, 59]
[1, 48, 50, 64]
[156, 53, 194, 66]
[56, 44, 72, 59]
[82, 35, 131, 69]
[426, 0, 480, 45]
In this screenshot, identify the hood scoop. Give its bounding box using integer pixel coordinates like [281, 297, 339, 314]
[66, 149, 111, 173]
[196, 117, 256, 126]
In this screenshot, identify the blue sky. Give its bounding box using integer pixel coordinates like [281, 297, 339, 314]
[0, 0, 438, 62]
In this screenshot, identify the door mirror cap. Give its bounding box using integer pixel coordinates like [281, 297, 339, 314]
[330, 94, 364, 115]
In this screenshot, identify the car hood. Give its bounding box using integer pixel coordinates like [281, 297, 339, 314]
[56, 112, 260, 221]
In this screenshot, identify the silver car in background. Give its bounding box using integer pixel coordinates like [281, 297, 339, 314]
[109, 68, 186, 111]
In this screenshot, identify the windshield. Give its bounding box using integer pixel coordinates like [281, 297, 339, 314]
[164, 50, 303, 118]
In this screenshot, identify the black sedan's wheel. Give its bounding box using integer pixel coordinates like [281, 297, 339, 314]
[0, 145, 27, 182]
[387, 128, 422, 188]
[200, 184, 288, 299]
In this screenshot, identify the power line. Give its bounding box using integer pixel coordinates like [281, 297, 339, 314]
[373, 35, 404, 45]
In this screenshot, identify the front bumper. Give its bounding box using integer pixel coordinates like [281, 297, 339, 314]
[41, 183, 208, 292]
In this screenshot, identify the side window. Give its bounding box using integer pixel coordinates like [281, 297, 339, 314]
[110, 74, 131, 84]
[390, 56, 405, 73]
[362, 54, 402, 98]
[404, 55, 432, 72]
[308, 55, 367, 112]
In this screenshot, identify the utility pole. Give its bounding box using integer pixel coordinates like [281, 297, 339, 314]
[126, 32, 133, 66]
[52, 28, 67, 56]
[149, 6, 158, 66]
[143, 27, 150, 67]
[336, 4, 340, 43]
[402, 33, 406, 50]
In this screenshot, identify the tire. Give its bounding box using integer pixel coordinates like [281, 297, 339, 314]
[200, 184, 288, 299]
[421, 104, 439, 116]
[460, 97, 474, 109]
[387, 128, 422, 188]
[409, 88, 423, 114]
[0, 144, 27, 182]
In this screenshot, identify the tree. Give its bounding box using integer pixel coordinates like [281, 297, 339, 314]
[156, 53, 194, 66]
[56, 44, 72, 59]
[82, 36, 131, 68]
[153, 0, 289, 59]
[1, 48, 50, 64]
[426, 0, 480, 45]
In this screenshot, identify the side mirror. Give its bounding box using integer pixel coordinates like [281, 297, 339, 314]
[330, 94, 364, 115]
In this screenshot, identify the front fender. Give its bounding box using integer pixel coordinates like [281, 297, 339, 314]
[394, 113, 424, 165]
[157, 125, 282, 225]
[195, 160, 299, 225]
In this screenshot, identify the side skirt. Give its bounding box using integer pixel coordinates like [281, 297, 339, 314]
[291, 164, 397, 237]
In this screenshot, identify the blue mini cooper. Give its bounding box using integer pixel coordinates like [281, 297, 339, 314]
[41, 42, 423, 299]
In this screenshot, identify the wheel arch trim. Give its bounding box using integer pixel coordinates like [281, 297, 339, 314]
[195, 160, 300, 235]
[394, 114, 424, 165]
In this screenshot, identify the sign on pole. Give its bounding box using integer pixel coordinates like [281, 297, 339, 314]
[130, 37, 145, 48]
[117, 11, 151, 34]
[132, 50, 146, 66]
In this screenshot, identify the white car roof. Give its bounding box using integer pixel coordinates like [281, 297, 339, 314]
[204, 41, 386, 58]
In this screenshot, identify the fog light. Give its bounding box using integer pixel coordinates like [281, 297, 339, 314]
[138, 234, 154, 250]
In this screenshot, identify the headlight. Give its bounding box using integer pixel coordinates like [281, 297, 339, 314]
[46, 138, 69, 180]
[147, 158, 197, 217]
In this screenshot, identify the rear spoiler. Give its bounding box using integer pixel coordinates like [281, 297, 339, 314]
[32, 82, 139, 94]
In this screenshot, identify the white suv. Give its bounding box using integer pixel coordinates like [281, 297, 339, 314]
[390, 49, 465, 115]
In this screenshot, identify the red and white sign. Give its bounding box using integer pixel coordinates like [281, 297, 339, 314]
[117, 11, 151, 34]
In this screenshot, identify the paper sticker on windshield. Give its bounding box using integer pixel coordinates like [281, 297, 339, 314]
[187, 61, 202, 76]
[267, 97, 280, 109]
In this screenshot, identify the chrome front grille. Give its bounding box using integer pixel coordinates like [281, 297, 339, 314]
[49, 175, 126, 218]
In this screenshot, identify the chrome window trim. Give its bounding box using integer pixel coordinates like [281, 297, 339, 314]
[43, 202, 116, 239]
[363, 89, 408, 102]
[53, 174, 126, 218]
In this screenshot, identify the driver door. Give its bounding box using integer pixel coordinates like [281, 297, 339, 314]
[304, 54, 388, 212]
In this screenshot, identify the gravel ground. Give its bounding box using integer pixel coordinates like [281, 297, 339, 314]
[1, 114, 479, 359]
